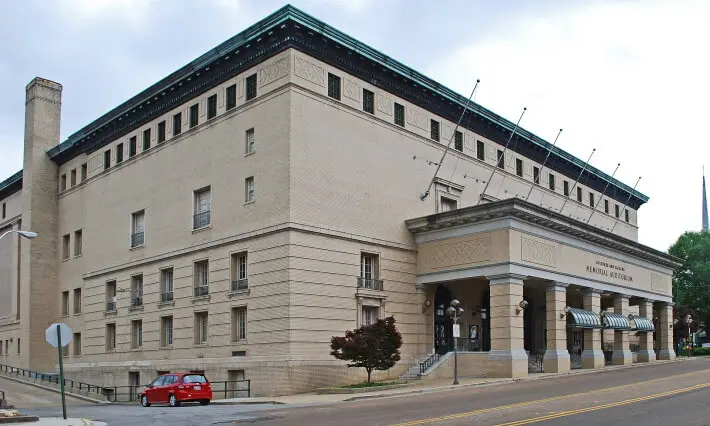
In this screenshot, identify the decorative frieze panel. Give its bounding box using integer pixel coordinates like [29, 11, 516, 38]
[521, 237, 556, 267]
[377, 93, 393, 115]
[260, 56, 290, 87]
[406, 106, 428, 131]
[344, 79, 360, 101]
[430, 234, 492, 269]
[294, 56, 325, 87]
[650, 274, 671, 293]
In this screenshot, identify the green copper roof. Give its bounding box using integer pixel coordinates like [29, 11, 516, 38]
[3, 4, 648, 204]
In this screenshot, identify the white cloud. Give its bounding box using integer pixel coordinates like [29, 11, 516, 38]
[426, 0, 710, 251]
[57, 0, 155, 29]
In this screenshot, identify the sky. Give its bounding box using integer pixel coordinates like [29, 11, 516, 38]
[0, 0, 708, 252]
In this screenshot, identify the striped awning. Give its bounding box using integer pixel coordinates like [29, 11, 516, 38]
[602, 312, 631, 330]
[629, 315, 655, 332]
[566, 308, 602, 329]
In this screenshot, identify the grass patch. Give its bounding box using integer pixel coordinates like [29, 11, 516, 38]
[339, 381, 402, 389]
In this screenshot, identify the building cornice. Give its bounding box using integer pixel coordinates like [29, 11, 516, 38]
[0, 170, 22, 201]
[405, 198, 680, 269]
[5, 4, 643, 208]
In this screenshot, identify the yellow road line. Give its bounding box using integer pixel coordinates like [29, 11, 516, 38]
[496, 382, 710, 426]
[389, 368, 710, 426]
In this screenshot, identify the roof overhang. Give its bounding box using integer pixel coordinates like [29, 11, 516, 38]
[602, 312, 631, 330]
[405, 198, 681, 269]
[0, 170, 22, 201]
[567, 308, 603, 329]
[629, 315, 655, 332]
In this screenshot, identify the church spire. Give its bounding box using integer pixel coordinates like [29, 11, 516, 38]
[703, 166, 708, 231]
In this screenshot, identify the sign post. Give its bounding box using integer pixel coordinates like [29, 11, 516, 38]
[46, 323, 72, 420]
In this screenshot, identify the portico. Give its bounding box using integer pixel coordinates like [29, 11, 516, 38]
[406, 198, 679, 379]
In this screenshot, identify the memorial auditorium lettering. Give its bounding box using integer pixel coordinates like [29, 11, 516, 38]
[586, 260, 634, 282]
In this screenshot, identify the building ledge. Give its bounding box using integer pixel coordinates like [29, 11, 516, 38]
[192, 295, 211, 303]
[229, 289, 250, 297]
[158, 300, 175, 308]
[128, 305, 144, 313]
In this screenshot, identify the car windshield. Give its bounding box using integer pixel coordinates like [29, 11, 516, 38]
[182, 374, 207, 384]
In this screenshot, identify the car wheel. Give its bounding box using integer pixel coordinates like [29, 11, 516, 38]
[141, 395, 150, 407]
[199, 399, 210, 406]
[169, 394, 180, 407]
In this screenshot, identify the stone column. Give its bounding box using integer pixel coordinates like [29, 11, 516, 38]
[581, 289, 604, 369]
[657, 302, 676, 360]
[637, 299, 656, 362]
[612, 294, 633, 365]
[544, 282, 570, 373]
[487, 274, 528, 378]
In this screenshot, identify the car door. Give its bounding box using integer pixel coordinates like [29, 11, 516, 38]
[146, 376, 165, 402]
[162, 375, 178, 400]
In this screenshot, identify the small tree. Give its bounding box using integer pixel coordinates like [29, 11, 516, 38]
[330, 316, 403, 383]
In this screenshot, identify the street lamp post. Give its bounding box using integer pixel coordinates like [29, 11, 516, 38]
[446, 299, 465, 385]
[0, 230, 38, 241]
[684, 314, 693, 357]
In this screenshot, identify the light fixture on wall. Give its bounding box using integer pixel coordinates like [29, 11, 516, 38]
[422, 299, 432, 313]
[516, 300, 528, 315]
[560, 306, 571, 319]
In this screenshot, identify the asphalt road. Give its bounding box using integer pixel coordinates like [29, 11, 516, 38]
[19, 358, 710, 425]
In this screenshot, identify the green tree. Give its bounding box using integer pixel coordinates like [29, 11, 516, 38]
[669, 231, 710, 328]
[330, 316, 403, 383]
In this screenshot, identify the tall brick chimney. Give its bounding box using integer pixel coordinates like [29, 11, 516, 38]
[20, 78, 62, 371]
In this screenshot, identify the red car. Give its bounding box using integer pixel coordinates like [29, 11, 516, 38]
[140, 372, 212, 407]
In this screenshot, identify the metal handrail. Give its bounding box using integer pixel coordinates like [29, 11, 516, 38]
[130, 295, 143, 307]
[419, 353, 440, 375]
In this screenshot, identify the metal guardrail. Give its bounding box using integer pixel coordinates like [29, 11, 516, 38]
[160, 292, 174, 303]
[194, 286, 209, 297]
[131, 232, 144, 248]
[0, 364, 105, 398]
[231, 279, 248, 291]
[357, 278, 383, 291]
[419, 353, 440, 375]
[193, 211, 211, 229]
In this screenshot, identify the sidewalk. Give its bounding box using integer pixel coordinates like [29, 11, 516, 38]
[211, 357, 689, 406]
[27, 419, 107, 426]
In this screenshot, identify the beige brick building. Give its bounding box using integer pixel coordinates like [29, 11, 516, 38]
[0, 5, 677, 396]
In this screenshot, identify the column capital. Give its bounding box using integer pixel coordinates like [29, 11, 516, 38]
[614, 293, 631, 300]
[547, 281, 569, 290]
[488, 273, 526, 286]
[583, 288, 603, 295]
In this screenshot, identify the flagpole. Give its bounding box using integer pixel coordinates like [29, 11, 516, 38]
[610, 177, 641, 233]
[586, 163, 620, 224]
[524, 129, 563, 202]
[559, 148, 596, 215]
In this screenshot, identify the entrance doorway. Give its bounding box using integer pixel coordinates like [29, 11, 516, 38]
[434, 286, 454, 355]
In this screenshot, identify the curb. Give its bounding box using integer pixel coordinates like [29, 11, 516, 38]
[343, 357, 690, 402]
[210, 400, 285, 406]
[0, 374, 108, 405]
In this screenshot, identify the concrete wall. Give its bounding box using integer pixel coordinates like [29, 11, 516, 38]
[423, 352, 488, 380]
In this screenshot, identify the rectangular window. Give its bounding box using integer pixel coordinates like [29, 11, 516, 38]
[207, 94, 217, 119]
[74, 229, 82, 256]
[246, 74, 257, 101]
[62, 234, 70, 260]
[161, 316, 173, 347]
[61, 291, 69, 316]
[245, 177, 254, 203]
[131, 319, 143, 349]
[245, 128, 255, 154]
[394, 103, 405, 127]
[516, 159, 523, 177]
[625, 209, 630, 223]
[106, 281, 117, 312]
[70, 169, 77, 187]
[1, 203, 5, 219]
[231, 252, 248, 291]
[116, 143, 124, 163]
[548, 174, 555, 191]
[615, 204, 620, 218]
[104, 150, 111, 170]
[363, 89, 374, 114]
[73, 288, 82, 314]
[360, 253, 379, 280]
[17, 338, 20, 355]
[131, 275, 143, 307]
[81, 163, 87, 182]
[194, 312, 208, 345]
[327, 73, 341, 100]
[476, 141, 485, 161]
[194, 260, 209, 297]
[189, 104, 199, 128]
[231, 307, 247, 342]
[604, 199, 609, 214]
[160, 268, 174, 303]
[497, 150, 504, 169]
[63, 343, 69, 358]
[440, 197, 457, 213]
[454, 131, 463, 152]
[173, 112, 182, 136]
[129, 136, 139, 158]
[131, 210, 145, 248]
[577, 187, 583, 202]
[143, 128, 151, 151]
[533, 167, 540, 184]
[73, 333, 81, 357]
[564, 180, 570, 196]
[362, 306, 379, 326]
[193, 187, 211, 229]
[158, 121, 166, 143]
[60, 174, 67, 191]
[589, 192, 595, 207]
[430, 120, 440, 141]
[226, 84, 237, 110]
